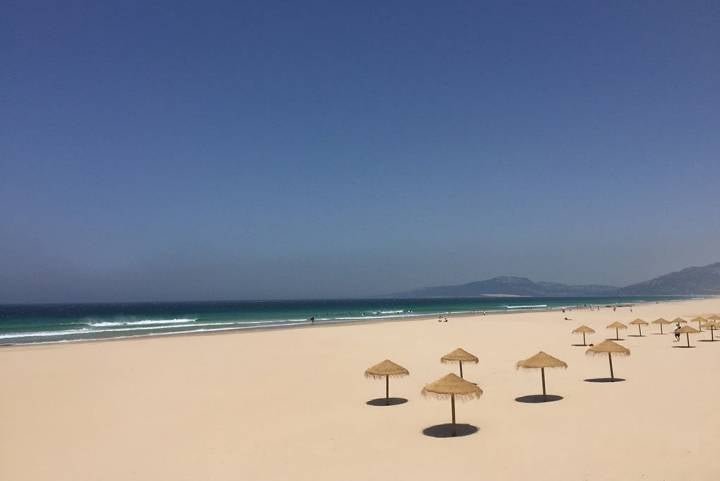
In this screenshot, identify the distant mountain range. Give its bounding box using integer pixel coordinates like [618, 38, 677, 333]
[619, 262, 720, 296]
[394, 262, 720, 298]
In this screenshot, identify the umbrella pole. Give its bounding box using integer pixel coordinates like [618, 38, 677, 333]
[450, 394, 456, 435]
[615, 328, 619, 340]
[638, 325, 642, 336]
[459, 361, 463, 379]
[660, 324, 663, 335]
[541, 367, 546, 399]
[686, 332, 690, 348]
[712, 327, 715, 341]
[385, 375, 389, 403]
[582, 332, 586, 346]
[608, 352, 614, 381]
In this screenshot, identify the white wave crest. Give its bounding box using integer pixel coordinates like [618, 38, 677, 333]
[0, 328, 92, 340]
[504, 304, 548, 309]
[87, 318, 197, 327]
[0, 319, 312, 342]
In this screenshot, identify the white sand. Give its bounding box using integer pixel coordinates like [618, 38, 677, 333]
[1, 297, 719, 481]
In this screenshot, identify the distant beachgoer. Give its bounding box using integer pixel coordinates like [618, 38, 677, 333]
[674, 326, 681, 342]
[310, 316, 315, 323]
[444, 317, 448, 323]
[438, 315, 442, 323]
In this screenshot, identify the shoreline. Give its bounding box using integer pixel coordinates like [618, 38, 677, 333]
[0, 296, 701, 349]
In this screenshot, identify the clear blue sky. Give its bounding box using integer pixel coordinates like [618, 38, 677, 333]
[1, 1, 719, 303]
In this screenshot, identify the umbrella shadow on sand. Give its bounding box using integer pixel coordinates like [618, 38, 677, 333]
[672, 345, 696, 349]
[366, 397, 408, 406]
[422, 423, 478, 438]
[584, 377, 626, 383]
[515, 394, 563, 403]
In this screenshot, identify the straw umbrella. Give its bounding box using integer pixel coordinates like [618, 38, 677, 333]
[652, 318, 672, 334]
[365, 360, 409, 404]
[704, 320, 718, 341]
[422, 373, 482, 436]
[675, 325, 700, 348]
[691, 316, 706, 331]
[629, 318, 648, 336]
[607, 321, 627, 340]
[516, 351, 567, 400]
[586, 340, 630, 381]
[441, 348, 479, 379]
[673, 317, 687, 325]
[572, 325, 595, 346]
[706, 315, 720, 337]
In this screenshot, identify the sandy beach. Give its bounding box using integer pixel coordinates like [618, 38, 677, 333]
[1, 297, 719, 481]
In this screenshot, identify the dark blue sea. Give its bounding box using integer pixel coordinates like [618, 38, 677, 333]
[0, 296, 681, 345]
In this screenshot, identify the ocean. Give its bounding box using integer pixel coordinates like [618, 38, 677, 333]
[0, 296, 682, 345]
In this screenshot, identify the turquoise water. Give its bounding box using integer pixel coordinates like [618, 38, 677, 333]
[0, 296, 683, 345]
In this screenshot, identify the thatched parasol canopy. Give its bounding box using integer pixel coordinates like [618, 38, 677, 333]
[707, 314, 720, 321]
[365, 359, 409, 378]
[572, 325, 595, 346]
[629, 318, 648, 336]
[652, 318, 670, 324]
[586, 340, 630, 381]
[365, 360, 409, 404]
[573, 325, 595, 334]
[673, 317, 687, 324]
[607, 321, 627, 340]
[675, 325, 700, 348]
[422, 373, 483, 399]
[516, 352, 567, 399]
[517, 351, 568, 369]
[587, 339, 630, 355]
[422, 373, 482, 435]
[441, 348, 479, 378]
[652, 318, 672, 334]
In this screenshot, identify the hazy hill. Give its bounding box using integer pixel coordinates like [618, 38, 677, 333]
[395, 262, 720, 298]
[619, 262, 720, 296]
[396, 276, 618, 298]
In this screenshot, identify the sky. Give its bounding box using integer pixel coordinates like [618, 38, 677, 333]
[1, 1, 719, 303]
